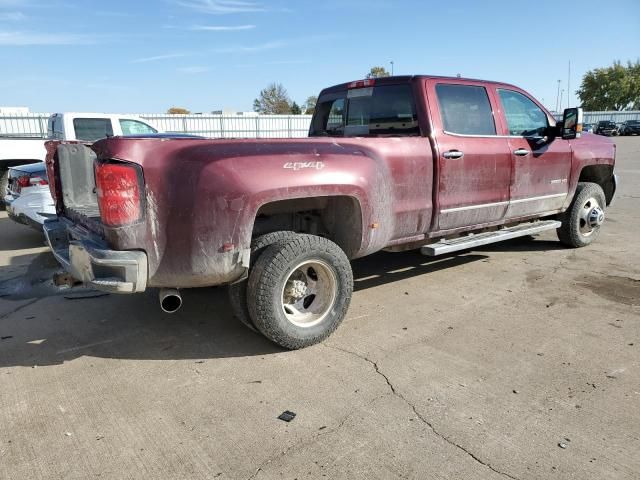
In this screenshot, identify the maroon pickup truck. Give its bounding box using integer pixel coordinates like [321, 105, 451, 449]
[44, 75, 617, 349]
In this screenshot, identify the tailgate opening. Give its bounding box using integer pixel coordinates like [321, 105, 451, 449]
[56, 143, 102, 231]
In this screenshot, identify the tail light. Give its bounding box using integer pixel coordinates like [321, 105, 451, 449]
[15, 174, 48, 193]
[95, 161, 143, 227]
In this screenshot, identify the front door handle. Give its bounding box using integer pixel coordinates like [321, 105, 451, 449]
[513, 148, 530, 156]
[443, 150, 464, 159]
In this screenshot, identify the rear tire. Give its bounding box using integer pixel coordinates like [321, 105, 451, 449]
[247, 234, 353, 349]
[557, 182, 606, 248]
[227, 231, 296, 332]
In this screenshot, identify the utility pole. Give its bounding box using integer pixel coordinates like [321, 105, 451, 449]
[567, 60, 571, 108]
[390, 61, 394, 76]
[555, 80, 561, 113]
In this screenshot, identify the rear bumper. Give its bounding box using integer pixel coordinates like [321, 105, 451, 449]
[4, 188, 56, 230]
[44, 218, 148, 294]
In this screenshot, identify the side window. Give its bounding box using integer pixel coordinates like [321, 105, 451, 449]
[497, 89, 548, 137]
[120, 119, 157, 136]
[435, 84, 496, 136]
[73, 118, 113, 142]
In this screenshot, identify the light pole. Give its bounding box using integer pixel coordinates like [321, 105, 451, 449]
[555, 79, 561, 113]
[559, 89, 564, 112]
[390, 61, 394, 76]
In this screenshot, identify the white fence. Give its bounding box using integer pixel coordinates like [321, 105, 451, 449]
[1, 111, 639, 139]
[0, 113, 313, 138]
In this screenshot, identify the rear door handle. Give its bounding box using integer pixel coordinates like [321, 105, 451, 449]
[513, 149, 530, 156]
[442, 150, 464, 159]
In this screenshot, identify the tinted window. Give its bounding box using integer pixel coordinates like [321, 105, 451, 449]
[120, 119, 157, 136]
[73, 118, 113, 141]
[310, 84, 419, 137]
[436, 84, 496, 135]
[497, 89, 548, 137]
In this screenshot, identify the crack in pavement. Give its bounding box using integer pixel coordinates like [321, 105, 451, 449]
[246, 392, 392, 480]
[324, 344, 519, 480]
[0, 298, 42, 321]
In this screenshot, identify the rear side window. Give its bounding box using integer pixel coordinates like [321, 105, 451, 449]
[73, 118, 113, 141]
[120, 119, 157, 136]
[497, 89, 548, 137]
[436, 84, 496, 136]
[310, 84, 419, 137]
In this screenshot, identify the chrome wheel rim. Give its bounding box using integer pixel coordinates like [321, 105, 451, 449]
[578, 197, 604, 236]
[280, 260, 337, 328]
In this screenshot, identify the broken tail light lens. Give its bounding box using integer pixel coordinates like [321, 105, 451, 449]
[95, 161, 143, 227]
[15, 174, 47, 193]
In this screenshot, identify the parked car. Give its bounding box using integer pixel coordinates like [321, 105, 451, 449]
[618, 120, 640, 136]
[595, 120, 618, 136]
[3, 162, 55, 230]
[582, 123, 594, 133]
[1, 113, 159, 206]
[44, 75, 617, 349]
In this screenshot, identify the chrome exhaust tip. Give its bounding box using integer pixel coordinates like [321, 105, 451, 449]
[159, 288, 182, 313]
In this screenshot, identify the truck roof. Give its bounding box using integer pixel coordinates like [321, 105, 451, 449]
[320, 75, 520, 94]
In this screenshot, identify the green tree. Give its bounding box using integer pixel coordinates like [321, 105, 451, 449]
[290, 101, 302, 115]
[167, 107, 190, 114]
[253, 83, 292, 114]
[304, 95, 318, 115]
[577, 60, 640, 111]
[366, 66, 391, 79]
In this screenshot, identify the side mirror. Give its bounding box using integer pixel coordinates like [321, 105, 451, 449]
[561, 107, 583, 139]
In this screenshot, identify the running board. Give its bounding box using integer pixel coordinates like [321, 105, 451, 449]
[421, 220, 561, 256]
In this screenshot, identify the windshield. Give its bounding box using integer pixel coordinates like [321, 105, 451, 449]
[627, 120, 640, 125]
[310, 84, 420, 137]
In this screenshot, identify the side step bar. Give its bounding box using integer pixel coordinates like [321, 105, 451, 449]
[421, 220, 561, 256]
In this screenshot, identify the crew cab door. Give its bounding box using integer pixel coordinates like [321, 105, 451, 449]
[495, 88, 572, 218]
[426, 80, 511, 231]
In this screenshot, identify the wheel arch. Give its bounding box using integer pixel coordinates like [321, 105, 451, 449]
[578, 164, 615, 206]
[251, 195, 365, 259]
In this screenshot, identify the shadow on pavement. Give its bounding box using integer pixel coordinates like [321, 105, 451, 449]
[0, 235, 564, 368]
[0, 216, 45, 251]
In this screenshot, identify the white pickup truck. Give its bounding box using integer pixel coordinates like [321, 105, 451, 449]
[1, 113, 159, 228]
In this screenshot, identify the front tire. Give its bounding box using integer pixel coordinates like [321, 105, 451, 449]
[557, 182, 606, 248]
[247, 234, 353, 349]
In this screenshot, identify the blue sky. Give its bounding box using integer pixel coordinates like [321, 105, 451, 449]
[1, 0, 639, 113]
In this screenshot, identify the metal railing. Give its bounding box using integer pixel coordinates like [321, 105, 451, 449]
[0, 113, 313, 139]
[1, 111, 639, 139]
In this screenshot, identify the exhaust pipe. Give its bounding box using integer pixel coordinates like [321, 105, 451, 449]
[159, 288, 182, 314]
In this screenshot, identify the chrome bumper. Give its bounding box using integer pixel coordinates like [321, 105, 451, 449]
[44, 219, 147, 294]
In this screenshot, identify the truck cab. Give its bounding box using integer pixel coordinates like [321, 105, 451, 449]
[47, 113, 158, 142]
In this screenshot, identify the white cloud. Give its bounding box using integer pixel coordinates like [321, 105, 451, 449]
[0, 11, 25, 21]
[175, 0, 264, 14]
[130, 53, 188, 63]
[190, 24, 255, 31]
[214, 40, 287, 53]
[0, 31, 95, 45]
[177, 66, 211, 74]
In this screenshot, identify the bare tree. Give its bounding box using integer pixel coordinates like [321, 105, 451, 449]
[304, 95, 318, 115]
[253, 83, 292, 114]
